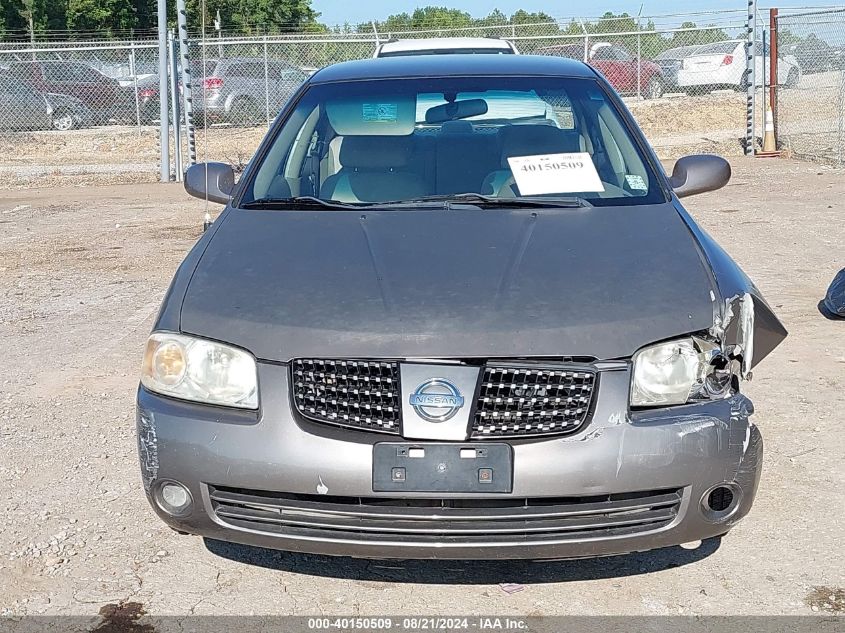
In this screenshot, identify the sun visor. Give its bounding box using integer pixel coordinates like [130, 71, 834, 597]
[326, 95, 416, 136]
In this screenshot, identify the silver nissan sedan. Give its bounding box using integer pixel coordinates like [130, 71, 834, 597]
[136, 54, 787, 560]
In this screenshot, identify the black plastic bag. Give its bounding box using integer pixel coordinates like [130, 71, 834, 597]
[823, 268, 845, 317]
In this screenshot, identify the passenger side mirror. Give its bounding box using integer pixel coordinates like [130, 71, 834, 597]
[185, 162, 235, 205]
[669, 154, 731, 198]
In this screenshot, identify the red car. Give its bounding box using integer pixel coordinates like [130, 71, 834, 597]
[537, 43, 665, 99]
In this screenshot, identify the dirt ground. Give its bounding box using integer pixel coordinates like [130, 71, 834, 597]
[0, 158, 843, 618]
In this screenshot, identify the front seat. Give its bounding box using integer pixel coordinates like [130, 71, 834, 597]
[321, 135, 427, 203]
[481, 125, 584, 197]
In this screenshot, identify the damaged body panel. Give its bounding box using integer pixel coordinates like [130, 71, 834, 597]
[674, 201, 788, 373]
[136, 54, 785, 560]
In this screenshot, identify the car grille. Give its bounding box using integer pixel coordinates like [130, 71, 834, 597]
[208, 485, 682, 543]
[472, 366, 596, 438]
[291, 359, 596, 439]
[292, 359, 401, 434]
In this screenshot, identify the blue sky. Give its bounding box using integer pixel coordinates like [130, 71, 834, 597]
[312, 0, 815, 25]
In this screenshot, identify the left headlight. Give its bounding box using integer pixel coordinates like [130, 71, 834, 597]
[141, 332, 258, 409]
[631, 337, 734, 407]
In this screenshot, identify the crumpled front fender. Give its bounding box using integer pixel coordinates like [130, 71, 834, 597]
[673, 200, 788, 376]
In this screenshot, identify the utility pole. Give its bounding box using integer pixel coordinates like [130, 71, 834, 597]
[157, 0, 170, 181]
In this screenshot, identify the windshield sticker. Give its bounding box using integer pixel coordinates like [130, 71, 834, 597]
[362, 103, 398, 122]
[625, 174, 648, 191]
[507, 152, 605, 195]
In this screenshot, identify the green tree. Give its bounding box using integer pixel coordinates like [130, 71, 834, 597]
[369, 6, 473, 35]
[227, 0, 320, 33]
[509, 9, 557, 36]
[510, 9, 555, 25]
[1, 0, 27, 34]
[184, 0, 319, 34]
[67, 0, 135, 34]
[478, 8, 507, 27]
[670, 21, 730, 48]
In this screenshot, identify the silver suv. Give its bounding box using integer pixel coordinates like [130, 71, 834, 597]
[196, 57, 308, 125]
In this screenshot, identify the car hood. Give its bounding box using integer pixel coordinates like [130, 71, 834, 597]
[180, 203, 717, 361]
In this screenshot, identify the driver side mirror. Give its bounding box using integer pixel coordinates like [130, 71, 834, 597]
[669, 154, 731, 198]
[184, 161, 235, 204]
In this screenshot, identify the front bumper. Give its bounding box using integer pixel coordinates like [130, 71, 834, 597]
[136, 363, 763, 560]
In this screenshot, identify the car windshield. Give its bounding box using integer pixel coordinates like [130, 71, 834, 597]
[243, 75, 665, 208]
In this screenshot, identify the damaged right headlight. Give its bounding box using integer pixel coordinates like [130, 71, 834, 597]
[630, 337, 736, 407]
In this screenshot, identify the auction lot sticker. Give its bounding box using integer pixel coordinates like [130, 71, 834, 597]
[508, 152, 604, 195]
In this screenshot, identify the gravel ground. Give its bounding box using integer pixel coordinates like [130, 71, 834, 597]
[0, 158, 843, 618]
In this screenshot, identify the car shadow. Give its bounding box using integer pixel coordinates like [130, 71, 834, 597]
[203, 536, 721, 583]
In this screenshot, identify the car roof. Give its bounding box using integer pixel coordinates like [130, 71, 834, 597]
[378, 37, 514, 53]
[310, 54, 597, 84]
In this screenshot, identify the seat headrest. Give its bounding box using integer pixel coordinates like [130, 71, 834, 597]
[498, 125, 582, 168]
[339, 136, 413, 170]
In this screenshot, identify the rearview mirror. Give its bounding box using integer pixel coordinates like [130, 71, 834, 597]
[669, 154, 731, 198]
[184, 162, 235, 205]
[425, 98, 488, 124]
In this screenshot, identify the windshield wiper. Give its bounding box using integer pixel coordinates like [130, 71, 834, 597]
[240, 196, 360, 210]
[240, 193, 588, 211]
[389, 193, 589, 209]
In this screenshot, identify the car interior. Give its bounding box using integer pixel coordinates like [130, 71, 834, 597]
[250, 85, 654, 204]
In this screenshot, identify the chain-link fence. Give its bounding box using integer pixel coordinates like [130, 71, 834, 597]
[1, 8, 839, 185]
[776, 8, 845, 166]
[186, 13, 759, 173]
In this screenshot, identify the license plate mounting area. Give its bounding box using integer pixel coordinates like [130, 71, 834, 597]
[372, 442, 513, 493]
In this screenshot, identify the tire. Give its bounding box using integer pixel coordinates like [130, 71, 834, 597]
[52, 109, 77, 131]
[785, 68, 799, 88]
[228, 98, 262, 127]
[645, 76, 664, 100]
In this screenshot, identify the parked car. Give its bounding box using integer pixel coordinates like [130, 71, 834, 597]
[0, 74, 52, 130]
[138, 54, 787, 561]
[3, 60, 133, 125]
[374, 37, 519, 57]
[537, 42, 665, 98]
[194, 57, 309, 126]
[654, 45, 705, 90]
[783, 38, 845, 74]
[673, 39, 801, 92]
[130, 58, 308, 126]
[0, 74, 91, 131]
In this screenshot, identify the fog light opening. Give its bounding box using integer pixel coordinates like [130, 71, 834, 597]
[155, 480, 193, 517]
[700, 483, 741, 522]
[707, 486, 734, 512]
